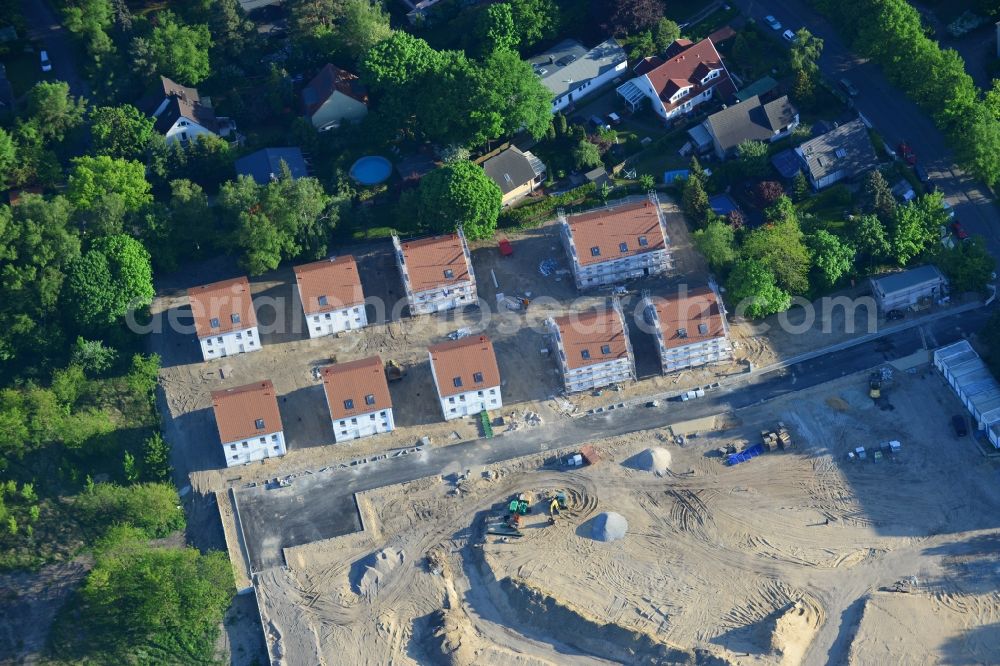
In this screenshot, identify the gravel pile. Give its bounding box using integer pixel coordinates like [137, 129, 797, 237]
[591, 512, 628, 542]
[634, 447, 672, 475]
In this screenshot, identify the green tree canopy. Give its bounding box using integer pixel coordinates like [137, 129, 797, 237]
[509, 0, 559, 49]
[476, 3, 517, 55]
[851, 213, 890, 267]
[790, 28, 824, 74]
[693, 220, 736, 273]
[889, 192, 949, 265]
[414, 161, 502, 240]
[932, 237, 995, 293]
[23, 82, 87, 143]
[572, 139, 602, 170]
[338, 0, 393, 62]
[0, 129, 15, 186]
[139, 11, 213, 85]
[808, 230, 855, 288]
[863, 170, 896, 222]
[65, 235, 155, 329]
[726, 258, 792, 319]
[736, 139, 770, 178]
[682, 174, 710, 226]
[476, 49, 553, 142]
[67, 155, 153, 213]
[90, 105, 155, 160]
[742, 199, 811, 295]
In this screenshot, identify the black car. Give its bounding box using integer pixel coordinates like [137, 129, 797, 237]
[914, 164, 930, 183]
[952, 414, 968, 437]
[886, 309, 905, 321]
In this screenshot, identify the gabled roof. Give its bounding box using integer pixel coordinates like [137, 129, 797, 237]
[322, 356, 392, 421]
[564, 197, 666, 267]
[397, 233, 472, 293]
[528, 38, 626, 101]
[643, 38, 735, 113]
[552, 309, 630, 371]
[482, 146, 545, 195]
[211, 380, 283, 444]
[428, 335, 501, 398]
[235, 147, 308, 185]
[704, 95, 798, 154]
[649, 287, 726, 350]
[796, 119, 878, 183]
[294, 255, 365, 315]
[141, 76, 219, 134]
[189, 276, 257, 339]
[302, 64, 368, 117]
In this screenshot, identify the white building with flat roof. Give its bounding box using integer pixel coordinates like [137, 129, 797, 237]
[870, 265, 948, 312]
[934, 340, 1000, 448]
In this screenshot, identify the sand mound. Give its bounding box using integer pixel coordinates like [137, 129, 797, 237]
[771, 597, 823, 665]
[631, 447, 672, 475]
[591, 512, 628, 542]
[352, 547, 405, 598]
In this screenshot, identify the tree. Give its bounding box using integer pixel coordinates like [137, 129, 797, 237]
[572, 139, 603, 170]
[23, 82, 87, 143]
[209, 0, 255, 59]
[790, 28, 824, 74]
[863, 170, 896, 222]
[682, 174, 710, 226]
[67, 155, 152, 213]
[792, 67, 816, 107]
[414, 161, 502, 240]
[362, 32, 440, 91]
[338, 0, 393, 62]
[185, 134, 234, 190]
[808, 230, 855, 288]
[727, 209, 745, 230]
[142, 432, 172, 482]
[932, 237, 996, 293]
[755, 180, 785, 207]
[123, 451, 139, 483]
[599, 0, 665, 34]
[476, 3, 517, 55]
[65, 235, 155, 329]
[742, 201, 811, 294]
[737, 139, 770, 178]
[639, 173, 655, 189]
[889, 193, 948, 265]
[90, 105, 155, 160]
[851, 213, 890, 268]
[792, 171, 810, 200]
[140, 11, 213, 85]
[726, 259, 791, 319]
[654, 18, 681, 52]
[509, 0, 559, 49]
[71, 337, 118, 375]
[956, 104, 1000, 189]
[0, 129, 15, 185]
[689, 155, 706, 183]
[693, 220, 736, 272]
[290, 0, 343, 37]
[473, 49, 554, 143]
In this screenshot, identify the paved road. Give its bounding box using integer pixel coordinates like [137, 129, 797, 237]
[237, 305, 991, 571]
[732, 0, 1000, 258]
[19, 0, 90, 98]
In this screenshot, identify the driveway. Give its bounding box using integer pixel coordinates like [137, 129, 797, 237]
[729, 0, 1000, 259]
[19, 0, 90, 98]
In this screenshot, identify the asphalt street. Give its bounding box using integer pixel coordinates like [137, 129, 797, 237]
[237, 305, 990, 572]
[732, 0, 1000, 258]
[18, 0, 90, 98]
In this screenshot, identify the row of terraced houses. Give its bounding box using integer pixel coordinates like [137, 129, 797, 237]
[189, 194, 732, 467]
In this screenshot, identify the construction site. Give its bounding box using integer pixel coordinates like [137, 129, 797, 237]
[227, 362, 1000, 665]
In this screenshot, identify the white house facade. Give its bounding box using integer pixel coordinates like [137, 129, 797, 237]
[322, 356, 396, 443]
[189, 276, 261, 362]
[549, 306, 635, 393]
[393, 230, 478, 315]
[428, 335, 502, 421]
[294, 256, 368, 339]
[212, 380, 286, 468]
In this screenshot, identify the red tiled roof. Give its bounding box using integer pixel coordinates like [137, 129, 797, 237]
[428, 335, 501, 398]
[302, 64, 368, 117]
[566, 199, 666, 267]
[644, 38, 734, 115]
[189, 276, 257, 339]
[399, 233, 472, 293]
[294, 256, 365, 315]
[650, 287, 726, 350]
[211, 380, 283, 444]
[707, 26, 736, 45]
[322, 356, 392, 421]
[552, 309, 630, 371]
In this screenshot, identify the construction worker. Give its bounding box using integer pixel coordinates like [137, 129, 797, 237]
[549, 497, 560, 516]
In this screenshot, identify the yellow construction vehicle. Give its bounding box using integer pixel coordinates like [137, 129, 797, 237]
[869, 372, 882, 400]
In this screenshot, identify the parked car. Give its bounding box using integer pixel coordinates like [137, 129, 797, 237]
[952, 220, 969, 240]
[885, 309, 905, 321]
[764, 15, 782, 30]
[942, 200, 955, 219]
[606, 112, 621, 125]
[897, 142, 917, 165]
[952, 414, 968, 437]
[40, 50, 51, 73]
[839, 78, 859, 97]
[782, 29, 797, 42]
[914, 164, 930, 183]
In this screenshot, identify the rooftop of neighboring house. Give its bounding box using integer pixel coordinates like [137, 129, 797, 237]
[302, 63, 368, 117]
[528, 38, 626, 100]
[428, 335, 501, 398]
[481, 146, 546, 195]
[293, 255, 365, 315]
[563, 197, 666, 267]
[235, 147, 308, 185]
[796, 118, 879, 182]
[704, 94, 798, 154]
[649, 287, 727, 350]
[188, 276, 257, 339]
[211, 380, 283, 444]
[139, 76, 219, 134]
[321, 356, 392, 420]
[642, 38, 735, 113]
[396, 233, 472, 293]
[551, 308, 630, 371]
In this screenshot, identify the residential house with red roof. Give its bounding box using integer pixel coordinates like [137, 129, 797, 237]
[392, 229, 477, 315]
[548, 305, 635, 393]
[188, 276, 260, 361]
[616, 38, 734, 122]
[643, 286, 732, 373]
[294, 256, 367, 338]
[302, 64, 369, 131]
[211, 380, 285, 467]
[428, 335, 502, 421]
[321, 357, 395, 442]
[560, 194, 671, 290]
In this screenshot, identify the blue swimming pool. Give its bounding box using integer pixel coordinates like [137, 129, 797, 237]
[349, 156, 392, 185]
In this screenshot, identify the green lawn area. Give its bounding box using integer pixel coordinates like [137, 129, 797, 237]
[797, 184, 854, 234]
[626, 129, 691, 181]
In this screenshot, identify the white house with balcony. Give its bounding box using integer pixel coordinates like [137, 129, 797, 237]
[393, 230, 477, 315]
[428, 335, 502, 421]
[643, 286, 733, 373]
[548, 305, 635, 393]
[212, 380, 286, 468]
[189, 276, 260, 361]
[561, 193, 671, 290]
[294, 256, 367, 338]
[322, 356, 395, 443]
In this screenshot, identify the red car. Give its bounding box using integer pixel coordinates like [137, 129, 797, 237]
[897, 142, 917, 166]
[952, 221, 969, 240]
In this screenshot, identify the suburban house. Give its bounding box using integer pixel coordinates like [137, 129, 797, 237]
[482, 146, 547, 206]
[293, 256, 367, 338]
[795, 119, 879, 190]
[643, 286, 733, 373]
[393, 230, 477, 315]
[529, 38, 628, 113]
[548, 305, 635, 393]
[428, 335, 502, 421]
[934, 340, 1000, 449]
[302, 64, 368, 131]
[691, 95, 799, 159]
[139, 76, 236, 145]
[211, 380, 286, 467]
[870, 265, 948, 312]
[321, 356, 394, 443]
[400, 0, 445, 22]
[235, 147, 308, 184]
[189, 276, 260, 361]
[617, 38, 735, 122]
[560, 193, 672, 290]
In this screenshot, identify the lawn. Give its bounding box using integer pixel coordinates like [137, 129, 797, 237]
[797, 183, 854, 234]
[625, 129, 691, 181]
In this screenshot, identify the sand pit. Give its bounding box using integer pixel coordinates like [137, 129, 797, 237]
[590, 512, 628, 542]
[351, 547, 405, 598]
[627, 447, 672, 475]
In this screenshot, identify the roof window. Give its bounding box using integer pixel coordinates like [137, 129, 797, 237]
[590, 247, 601, 257]
[638, 236, 649, 246]
[344, 399, 354, 410]
[473, 372, 484, 383]
[365, 394, 376, 405]
[231, 313, 241, 324]
[210, 317, 220, 328]
[317, 295, 328, 306]
[698, 323, 709, 335]
[677, 328, 688, 338]
[453, 377, 463, 388]
[619, 242, 628, 253]
[444, 269, 454, 279]
[601, 344, 611, 354]
[581, 349, 591, 360]
[255, 418, 265, 429]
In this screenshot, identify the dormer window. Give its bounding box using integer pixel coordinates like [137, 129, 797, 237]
[255, 418, 265, 429]
[590, 246, 601, 257]
[344, 399, 354, 410]
[317, 295, 328, 307]
[210, 317, 220, 328]
[700, 69, 720, 85]
[581, 349, 591, 360]
[231, 313, 241, 324]
[444, 269, 454, 279]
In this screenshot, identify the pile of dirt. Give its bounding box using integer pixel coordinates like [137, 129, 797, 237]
[631, 447, 672, 475]
[591, 512, 628, 542]
[351, 547, 406, 598]
[770, 597, 823, 665]
[423, 608, 482, 666]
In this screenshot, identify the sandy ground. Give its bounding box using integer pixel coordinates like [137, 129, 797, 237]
[246, 365, 1000, 665]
